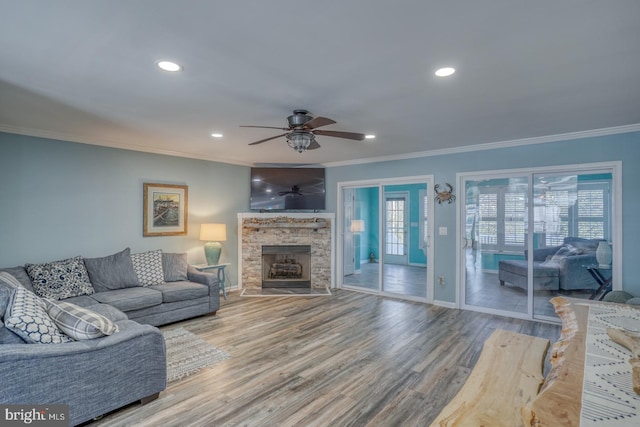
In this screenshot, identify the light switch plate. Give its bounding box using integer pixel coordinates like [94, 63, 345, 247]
[439, 227, 448, 236]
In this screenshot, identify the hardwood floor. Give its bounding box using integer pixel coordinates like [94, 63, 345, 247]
[91, 290, 560, 427]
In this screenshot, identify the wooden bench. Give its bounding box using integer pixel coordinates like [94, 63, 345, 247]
[430, 329, 550, 427]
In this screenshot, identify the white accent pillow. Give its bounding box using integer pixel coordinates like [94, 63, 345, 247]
[4, 287, 73, 344]
[131, 250, 165, 286]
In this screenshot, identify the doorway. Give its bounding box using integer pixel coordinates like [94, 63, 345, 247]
[459, 162, 620, 321]
[339, 176, 433, 303]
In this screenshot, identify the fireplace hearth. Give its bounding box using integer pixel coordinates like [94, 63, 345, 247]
[262, 245, 311, 288]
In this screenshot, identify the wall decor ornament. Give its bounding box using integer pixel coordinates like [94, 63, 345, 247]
[434, 183, 456, 204]
[143, 183, 188, 236]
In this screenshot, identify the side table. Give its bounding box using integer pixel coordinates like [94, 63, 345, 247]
[584, 264, 612, 301]
[193, 263, 229, 299]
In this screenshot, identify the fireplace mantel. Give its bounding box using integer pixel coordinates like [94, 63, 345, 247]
[243, 217, 328, 230]
[237, 212, 335, 289]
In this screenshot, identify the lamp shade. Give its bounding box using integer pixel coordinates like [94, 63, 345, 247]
[200, 223, 227, 242]
[350, 220, 365, 233]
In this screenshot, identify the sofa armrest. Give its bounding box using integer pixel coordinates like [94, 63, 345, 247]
[557, 253, 600, 290]
[187, 266, 220, 313]
[0, 320, 166, 425]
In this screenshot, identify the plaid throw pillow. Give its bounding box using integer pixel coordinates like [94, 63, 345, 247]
[45, 299, 119, 340]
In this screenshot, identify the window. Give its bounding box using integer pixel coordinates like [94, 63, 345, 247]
[477, 187, 526, 252]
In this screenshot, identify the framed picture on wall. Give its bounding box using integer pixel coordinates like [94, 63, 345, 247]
[143, 183, 188, 236]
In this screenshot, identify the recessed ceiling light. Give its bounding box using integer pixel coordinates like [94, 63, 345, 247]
[365, 134, 376, 139]
[156, 60, 182, 72]
[211, 133, 223, 138]
[435, 67, 456, 77]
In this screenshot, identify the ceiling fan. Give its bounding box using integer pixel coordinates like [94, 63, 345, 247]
[241, 109, 366, 153]
[278, 185, 303, 196]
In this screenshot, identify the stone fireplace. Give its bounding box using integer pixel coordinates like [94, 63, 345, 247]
[237, 213, 335, 290]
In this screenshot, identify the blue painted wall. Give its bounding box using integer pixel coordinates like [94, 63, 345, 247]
[326, 131, 640, 302]
[2, 130, 639, 304]
[0, 132, 249, 287]
[355, 187, 379, 264]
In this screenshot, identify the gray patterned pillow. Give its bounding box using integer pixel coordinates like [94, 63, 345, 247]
[4, 287, 73, 344]
[131, 250, 165, 286]
[26, 256, 95, 300]
[44, 299, 119, 340]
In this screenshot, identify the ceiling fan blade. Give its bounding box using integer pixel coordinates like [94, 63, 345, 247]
[240, 125, 290, 130]
[307, 140, 321, 150]
[313, 130, 366, 140]
[248, 133, 288, 145]
[303, 116, 336, 129]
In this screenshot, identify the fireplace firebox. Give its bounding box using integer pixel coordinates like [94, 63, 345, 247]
[262, 245, 311, 288]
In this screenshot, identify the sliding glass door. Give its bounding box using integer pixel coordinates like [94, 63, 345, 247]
[460, 163, 618, 321]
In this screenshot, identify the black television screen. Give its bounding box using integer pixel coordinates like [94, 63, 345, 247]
[250, 168, 326, 211]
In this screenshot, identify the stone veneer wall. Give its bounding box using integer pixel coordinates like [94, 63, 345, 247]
[239, 215, 333, 289]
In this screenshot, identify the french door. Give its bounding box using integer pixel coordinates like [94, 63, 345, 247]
[459, 162, 620, 321]
[339, 176, 433, 303]
[384, 192, 409, 265]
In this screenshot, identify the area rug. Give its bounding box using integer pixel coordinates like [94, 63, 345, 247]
[163, 327, 230, 382]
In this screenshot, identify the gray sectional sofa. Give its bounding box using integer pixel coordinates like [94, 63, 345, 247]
[498, 237, 605, 291]
[0, 248, 220, 426]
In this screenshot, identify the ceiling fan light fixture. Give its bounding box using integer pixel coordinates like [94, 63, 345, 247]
[286, 131, 314, 153]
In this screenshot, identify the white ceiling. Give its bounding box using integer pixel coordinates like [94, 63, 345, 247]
[1, 1, 639, 166]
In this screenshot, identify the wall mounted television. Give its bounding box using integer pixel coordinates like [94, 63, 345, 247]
[250, 167, 326, 211]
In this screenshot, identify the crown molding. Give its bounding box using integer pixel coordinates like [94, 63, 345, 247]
[321, 124, 640, 168]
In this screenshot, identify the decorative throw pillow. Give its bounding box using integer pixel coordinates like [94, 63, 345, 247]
[162, 253, 189, 282]
[84, 248, 140, 292]
[550, 244, 583, 262]
[131, 250, 165, 286]
[44, 299, 119, 340]
[0, 272, 24, 319]
[25, 256, 95, 300]
[4, 287, 73, 344]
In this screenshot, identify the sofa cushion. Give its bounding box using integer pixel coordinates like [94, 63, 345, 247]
[44, 299, 119, 340]
[25, 256, 95, 300]
[162, 253, 189, 282]
[0, 266, 35, 292]
[149, 281, 209, 303]
[84, 248, 140, 292]
[82, 304, 129, 322]
[0, 320, 25, 344]
[4, 287, 73, 344]
[131, 250, 165, 287]
[499, 260, 560, 278]
[90, 287, 163, 312]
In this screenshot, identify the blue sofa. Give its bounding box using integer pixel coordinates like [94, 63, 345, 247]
[0, 249, 220, 426]
[498, 237, 606, 291]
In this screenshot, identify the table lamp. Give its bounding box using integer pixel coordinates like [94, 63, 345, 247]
[200, 223, 227, 265]
[350, 220, 365, 233]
